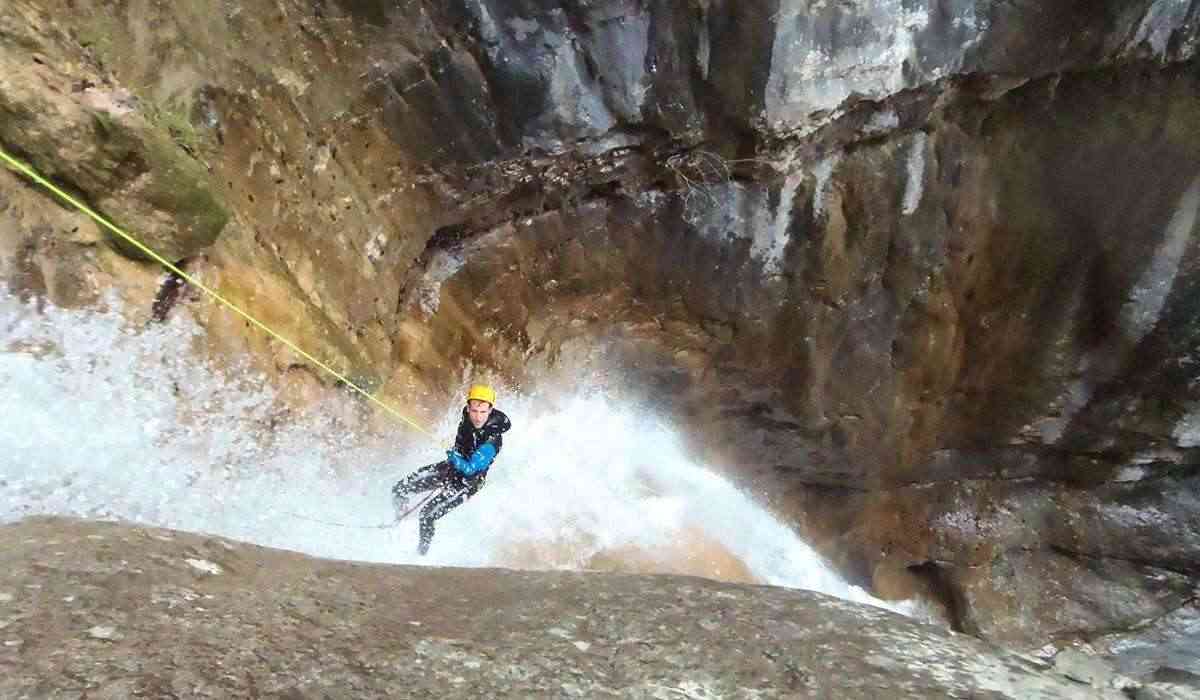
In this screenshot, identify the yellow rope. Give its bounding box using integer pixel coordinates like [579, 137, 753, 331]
[0, 145, 435, 439]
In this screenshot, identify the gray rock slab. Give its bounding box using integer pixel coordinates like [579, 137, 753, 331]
[2, 516, 1189, 699]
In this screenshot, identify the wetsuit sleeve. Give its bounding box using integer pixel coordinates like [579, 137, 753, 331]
[456, 442, 496, 476]
[446, 450, 469, 472]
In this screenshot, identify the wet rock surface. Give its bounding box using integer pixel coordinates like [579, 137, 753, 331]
[2, 516, 1194, 699]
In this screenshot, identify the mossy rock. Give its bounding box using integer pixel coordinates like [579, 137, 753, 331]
[93, 113, 229, 262]
[1, 81, 228, 263]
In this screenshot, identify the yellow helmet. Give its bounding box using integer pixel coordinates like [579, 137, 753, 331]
[466, 384, 496, 406]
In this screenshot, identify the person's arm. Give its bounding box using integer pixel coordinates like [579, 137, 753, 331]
[453, 441, 496, 476]
[446, 449, 468, 471]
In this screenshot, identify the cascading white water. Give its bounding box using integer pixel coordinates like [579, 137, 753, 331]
[1, 289, 921, 617]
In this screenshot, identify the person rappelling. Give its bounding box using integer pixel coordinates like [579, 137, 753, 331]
[391, 384, 511, 555]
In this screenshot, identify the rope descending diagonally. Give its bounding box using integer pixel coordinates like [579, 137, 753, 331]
[286, 487, 444, 529]
[0, 145, 434, 440]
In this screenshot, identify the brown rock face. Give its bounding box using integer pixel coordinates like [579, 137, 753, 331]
[2, 0, 1199, 677]
[501, 526, 761, 586]
[3, 516, 1192, 700]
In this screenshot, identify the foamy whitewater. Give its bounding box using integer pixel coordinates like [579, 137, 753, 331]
[1, 289, 918, 616]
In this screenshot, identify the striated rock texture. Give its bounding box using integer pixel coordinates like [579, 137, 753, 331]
[2, 516, 1195, 700]
[2, 0, 1200, 674]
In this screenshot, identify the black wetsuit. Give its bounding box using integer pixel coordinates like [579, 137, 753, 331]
[393, 407, 511, 554]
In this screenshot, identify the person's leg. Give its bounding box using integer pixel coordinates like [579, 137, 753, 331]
[392, 462, 450, 518]
[416, 479, 482, 555]
[394, 462, 451, 496]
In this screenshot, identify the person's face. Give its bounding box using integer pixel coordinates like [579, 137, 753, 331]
[467, 399, 492, 428]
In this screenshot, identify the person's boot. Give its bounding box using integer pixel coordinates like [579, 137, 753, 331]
[418, 520, 433, 556]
